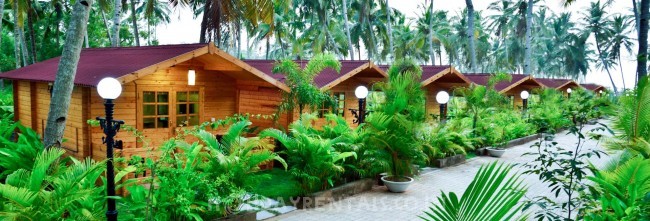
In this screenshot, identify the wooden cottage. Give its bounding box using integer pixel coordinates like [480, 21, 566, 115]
[419, 66, 470, 119]
[465, 74, 544, 109]
[247, 60, 388, 127]
[1, 43, 291, 160]
[537, 78, 582, 96]
[581, 83, 607, 94]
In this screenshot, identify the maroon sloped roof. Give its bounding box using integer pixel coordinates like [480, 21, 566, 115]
[244, 60, 373, 88]
[581, 83, 606, 91]
[536, 78, 573, 88]
[421, 65, 452, 82]
[465, 73, 532, 91]
[0, 43, 207, 87]
[377, 64, 452, 83]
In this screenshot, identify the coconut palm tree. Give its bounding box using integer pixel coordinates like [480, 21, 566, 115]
[607, 15, 635, 90]
[111, 0, 121, 46]
[465, 0, 478, 73]
[43, 0, 95, 148]
[524, 0, 533, 75]
[582, 0, 619, 93]
[342, 0, 354, 60]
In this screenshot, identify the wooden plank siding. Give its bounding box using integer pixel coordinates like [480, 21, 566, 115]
[314, 77, 383, 128]
[11, 80, 90, 159]
[236, 80, 290, 130]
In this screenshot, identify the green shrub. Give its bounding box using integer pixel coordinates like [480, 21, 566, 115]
[260, 115, 356, 194]
[420, 122, 474, 160]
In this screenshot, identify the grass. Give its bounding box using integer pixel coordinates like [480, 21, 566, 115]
[253, 168, 301, 200]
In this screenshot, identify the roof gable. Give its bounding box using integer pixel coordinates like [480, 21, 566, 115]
[245, 60, 386, 89]
[465, 73, 542, 93]
[420, 66, 470, 87]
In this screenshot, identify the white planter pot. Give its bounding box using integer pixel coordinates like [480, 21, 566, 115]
[381, 176, 414, 193]
[487, 148, 506, 158]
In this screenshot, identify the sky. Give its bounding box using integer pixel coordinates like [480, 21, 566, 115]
[156, 0, 638, 90]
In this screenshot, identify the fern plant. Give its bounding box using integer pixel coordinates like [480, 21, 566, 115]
[121, 119, 286, 220]
[260, 115, 356, 194]
[0, 122, 45, 180]
[0, 148, 134, 220]
[420, 162, 528, 221]
[609, 77, 650, 158]
[585, 156, 650, 220]
[421, 122, 474, 160]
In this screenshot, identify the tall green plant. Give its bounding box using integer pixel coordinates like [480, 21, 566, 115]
[0, 123, 45, 179]
[365, 59, 427, 179]
[420, 162, 528, 221]
[273, 53, 341, 115]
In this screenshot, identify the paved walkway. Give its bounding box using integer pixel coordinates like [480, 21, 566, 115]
[265, 122, 615, 221]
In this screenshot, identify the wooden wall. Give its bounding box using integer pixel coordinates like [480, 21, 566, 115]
[319, 77, 381, 128]
[13, 80, 90, 159]
[236, 80, 290, 131]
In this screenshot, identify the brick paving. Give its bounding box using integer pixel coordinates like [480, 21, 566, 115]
[265, 122, 614, 221]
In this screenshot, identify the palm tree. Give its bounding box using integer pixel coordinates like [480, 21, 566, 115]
[583, 0, 618, 94]
[129, 0, 140, 46]
[607, 15, 635, 90]
[638, 0, 649, 82]
[487, 0, 516, 69]
[111, 0, 121, 46]
[524, 0, 533, 75]
[342, 0, 355, 60]
[427, 0, 435, 65]
[43, 0, 95, 148]
[385, 0, 393, 59]
[465, 0, 478, 73]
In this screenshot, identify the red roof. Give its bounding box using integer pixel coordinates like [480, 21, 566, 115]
[0, 44, 207, 87]
[581, 83, 606, 91]
[465, 73, 533, 91]
[536, 78, 574, 88]
[377, 64, 452, 83]
[245, 60, 374, 88]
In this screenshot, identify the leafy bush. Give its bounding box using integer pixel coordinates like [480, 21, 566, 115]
[420, 122, 474, 160]
[585, 156, 650, 220]
[0, 122, 44, 180]
[260, 115, 356, 194]
[121, 119, 286, 220]
[528, 88, 572, 133]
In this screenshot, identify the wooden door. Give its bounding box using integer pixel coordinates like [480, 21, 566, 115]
[137, 86, 204, 149]
[138, 87, 173, 149]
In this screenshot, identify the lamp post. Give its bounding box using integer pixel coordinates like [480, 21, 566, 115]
[350, 86, 368, 124]
[599, 90, 603, 97]
[96, 77, 123, 221]
[435, 91, 450, 123]
[567, 88, 572, 99]
[520, 90, 529, 115]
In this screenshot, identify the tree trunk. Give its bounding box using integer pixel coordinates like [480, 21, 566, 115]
[12, 9, 22, 69]
[342, 0, 354, 60]
[637, 0, 649, 83]
[199, 0, 210, 43]
[130, 0, 140, 46]
[465, 0, 477, 73]
[594, 36, 619, 93]
[85, 31, 90, 48]
[111, 0, 122, 47]
[101, 10, 113, 43]
[524, 0, 533, 75]
[429, 0, 435, 65]
[43, 0, 94, 148]
[386, 0, 393, 59]
[634, 0, 641, 34]
[619, 57, 627, 89]
[266, 37, 270, 59]
[26, 0, 37, 62]
[19, 29, 30, 66]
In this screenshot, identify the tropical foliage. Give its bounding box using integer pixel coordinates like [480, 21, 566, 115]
[420, 162, 528, 221]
